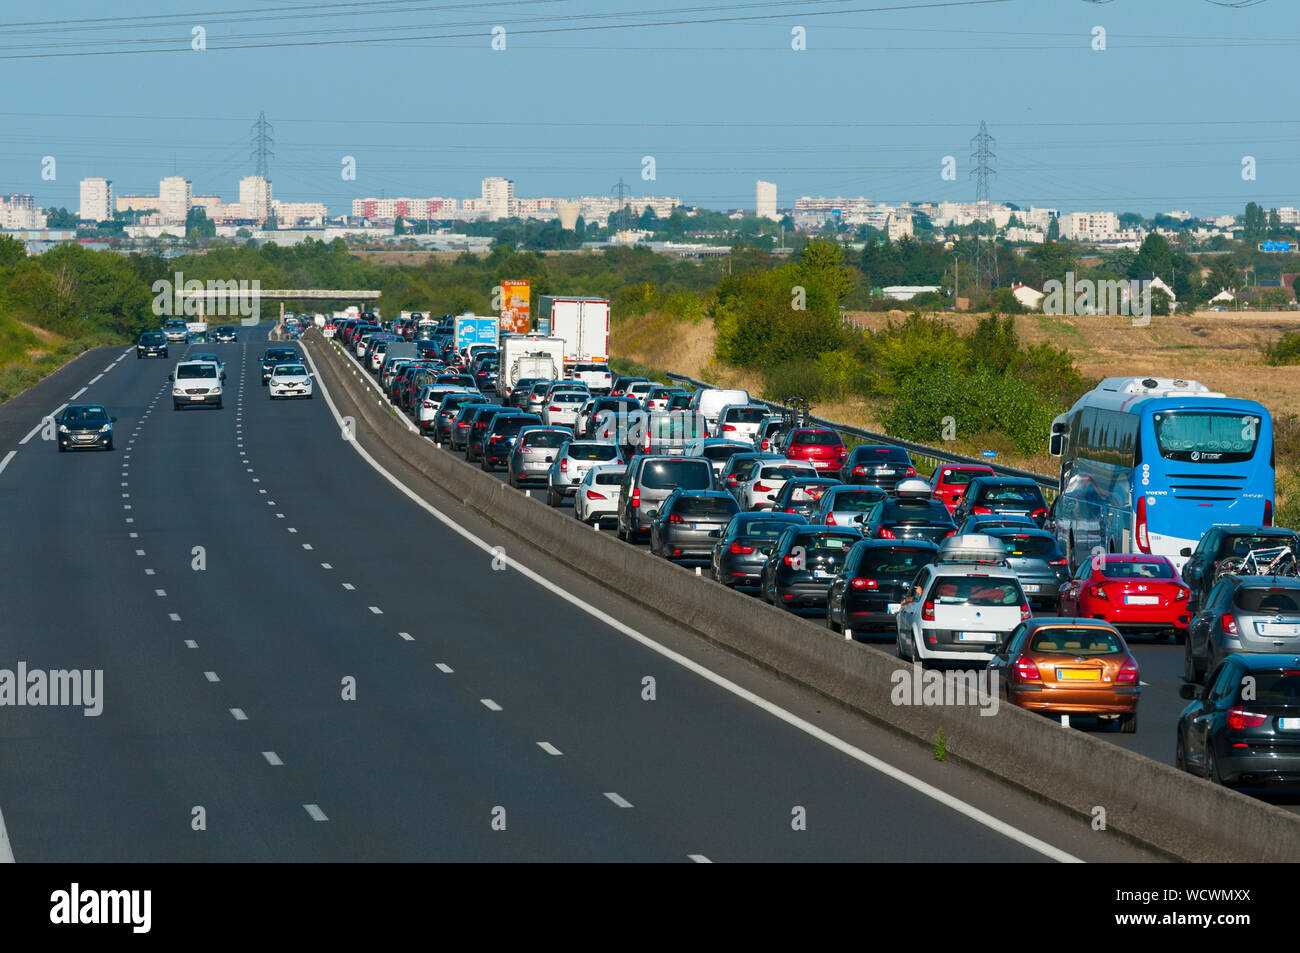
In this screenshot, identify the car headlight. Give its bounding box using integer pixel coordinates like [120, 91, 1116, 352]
[99, 423, 111, 433]
[213, 386, 222, 394]
[174, 388, 184, 395]
[58, 424, 69, 433]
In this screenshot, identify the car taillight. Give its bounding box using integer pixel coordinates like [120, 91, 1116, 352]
[726, 475, 738, 486]
[560, 459, 568, 472]
[1265, 499, 1273, 527]
[631, 488, 640, 509]
[729, 542, 755, 555]
[877, 527, 896, 539]
[826, 513, 836, 525]
[518, 446, 531, 454]
[1048, 558, 1067, 567]
[1116, 657, 1139, 684]
[722, 424, 737, 432]
[1227, 708, 1268, 730]
[587, 490, 607, 501]
[850, 578, 877, 590]
[943, 529, 956, 538]
[550, 405, 561, 412]
[754, 482, 771, 492]
[423, 401, 434, 409]
[922, 601, 935, 621]
[972, 505, 991, 515]
[904, 466, 915, 476]
[1174, 587, 1189, 601]
[669, 512, 684, 523]
[853, 465, 867, 476]
[1019, 603, 1031, 621]
[783, 555, 801, 567]
[457, 422, 470, 429]
[1013, 654, 1041, 681]
[1220, 613, 1239, 636]
[1089, 584, 1107, 599]
[1135, 495, 1150, 553]
[1031, 507, 1048, 520]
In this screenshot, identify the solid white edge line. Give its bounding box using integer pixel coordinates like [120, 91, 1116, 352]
[688, 854, 711, 863]
[301, 342, 1083, 864]
[0, 802, 12, 862]
[0, 450, 15, 477]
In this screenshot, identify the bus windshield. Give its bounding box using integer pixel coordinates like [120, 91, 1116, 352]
[1153, 411, 1261, 463]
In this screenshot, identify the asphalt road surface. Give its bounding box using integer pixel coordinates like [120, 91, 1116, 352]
[0, 326, 1161, 861]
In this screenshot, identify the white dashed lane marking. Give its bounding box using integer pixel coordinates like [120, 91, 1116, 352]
[203, 672, 220, 683]
[304, 804, 328, 822]
[480, 699, 502, 711]
[435, 663, 453, 673]
[537, 742, 562, 756]
[262, 752, 283, 766]
[604, 792, 633, 809]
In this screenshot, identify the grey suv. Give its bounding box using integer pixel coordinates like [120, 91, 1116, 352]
[616, 455, 716, 543]
[1185, 575, 1300, 683]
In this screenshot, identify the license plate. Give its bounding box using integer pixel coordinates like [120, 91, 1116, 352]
[1280, 718, 1300, 730]
[814, 570, 834, 580]
[190, 395, 205, 401]
[1057, 668, 1101, 681]
[1125, 595, 1159, 606]
[876, 468, 895, 475]
[1023, 584, 1041, 593]
[1257, 622, 1300, 637]
[887, 603, 901, 614]
[958, 631, 997, 642]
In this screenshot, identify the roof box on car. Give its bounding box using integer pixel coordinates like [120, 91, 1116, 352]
[937, 534, 1009, 567]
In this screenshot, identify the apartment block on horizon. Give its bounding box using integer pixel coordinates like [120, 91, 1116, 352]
[78, 177, 113, 223]
[158, 176, 192, 225]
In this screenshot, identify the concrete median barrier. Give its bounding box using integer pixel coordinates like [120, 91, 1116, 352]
[303, 329, 1300, 862]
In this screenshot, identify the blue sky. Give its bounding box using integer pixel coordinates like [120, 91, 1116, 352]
[2, 0, 1297, 217]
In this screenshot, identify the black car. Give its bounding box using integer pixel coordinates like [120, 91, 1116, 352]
[770, 477, 842, 520]
[56, 404, 116, 451]
[260, 347, 301, 385]
[480, 412, 542, 472]
[981, 526, 1069, 611]
[214, 326, 237, 342]
[827, 540, 940, 638]
[1180, 525, 1300, 612]
[136, 332, 168, 359]
[840, 445, 916, 491]
[759, 526, 864, 609]
[465, 405, 511, 463]
[1177, 654, 1300, 789]
[951, 476, 1050, 528]
[649, 489, 741, 562]
[711, 512, 807, 587]
[859, 496, 958, 544]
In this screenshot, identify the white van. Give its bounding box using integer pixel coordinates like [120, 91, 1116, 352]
[690, 388, 751, 432]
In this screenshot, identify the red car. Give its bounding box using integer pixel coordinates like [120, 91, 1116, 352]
[1056, 553, 1191, 643]
[930, 464, 995, 513]
[781, 428, 847, 473]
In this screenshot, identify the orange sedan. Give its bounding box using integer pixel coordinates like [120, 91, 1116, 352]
[987, 619, 1140, 732]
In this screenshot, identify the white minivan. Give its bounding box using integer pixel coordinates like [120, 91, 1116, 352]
[690, 388, 751, 432]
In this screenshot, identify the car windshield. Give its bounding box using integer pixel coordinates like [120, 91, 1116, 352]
[275, 365, 306, 376]
[266, 350, 297, 361]
[855, 446, 911, 463]
[178, 364, 217, 378]
[735, 518, 800, 538]
[724, 407, 766, 424]
[553, 393, 584, 404]
[1234, 587, 1300, 614]
[938, 469, 988, 486]
[531, 384, 551, 395]
[861, 549, 936, 577]
[759, 465, 814, 480]
[1246, 672, 1300, 704]
[794, 431, 841, 446]
[1099, 560, 1174, 579]
[522, 431, 569, 448]
[882, 500, 952, 523]
[930, 576, 1021, 605]
[593, 470, 625, 485]
[1030, 628, 1123, 656]
[493, 418, 533, 437]
[1220, 534, 1294, 559]
[794, 534, 855, 556]
[642, 460, 713, 490]
[979, 484, 1044, 504]
[574, 363, 608, 373]
[140, 334, 164, 342]
[789, 484, 832, 502]
[672, 497, 738, 517]
[568, 443, 618, 460]
[828, 490, 884, 511]
[1153, 411, 1261, 463]
[702, 445, 746, 462]
[64, 407, 108, 423]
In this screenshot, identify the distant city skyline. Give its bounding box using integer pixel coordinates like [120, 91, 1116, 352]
[1, 1, 1296, 220]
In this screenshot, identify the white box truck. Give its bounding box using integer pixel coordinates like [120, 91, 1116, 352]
[498, 334, 564, 398]
[536, 296, 610, 367]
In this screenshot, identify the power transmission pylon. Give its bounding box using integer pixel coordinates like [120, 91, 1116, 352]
[609, 177, 632, 231]
[251, 111, 274, 179]
[970, 121, 998, 294]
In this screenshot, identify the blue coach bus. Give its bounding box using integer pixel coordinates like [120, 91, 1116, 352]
[1049, 377, 1273, 572]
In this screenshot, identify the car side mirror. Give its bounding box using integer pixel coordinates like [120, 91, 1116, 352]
[167, 373, 173, 381]
[544, 456, 554, 463]
[1179, 683, 1201, 700]
[647, 509, 659, 519]
[1180, 548, 1192, 558]
[110, 416, 117, 422]
[708, 530, 722, 538]
[952, 492, 964, 504]
[759, 546, 773, 556]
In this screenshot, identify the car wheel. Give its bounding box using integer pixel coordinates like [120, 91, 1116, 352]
[104, 440, 113, 452]
[482, 459, 493, 472]
[546, 487, 560, 507]
[57, 442, 66, 452]
[1172, 628, 1186, 646]
[136, 353, 141, 359]
[1119, 711, 1137, 734]
[1184, 639, 1204, 684]
[216, 399, 223, 409]
[827, 607, 841, 633]
[1206, 745, 1228, 785]
[1175, 732, 1188, 771]
[173, 402, 181, 411]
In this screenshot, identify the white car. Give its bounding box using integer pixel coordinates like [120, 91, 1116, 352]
[541, 390, 587, 429]
[417, 384, 474, 431]
[715, 403, 769, 443]
[171, 360, 223, 410]
[738, 459, 818, 510]
[573, 465, 626, 524]
[624, 380, 658, 405]
[569, 361, 613, 394]
[895, 562, 1029, 664]
[268, 362, 314, 399]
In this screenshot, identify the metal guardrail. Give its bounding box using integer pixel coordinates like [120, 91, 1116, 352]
[664, 371, 1060, 501]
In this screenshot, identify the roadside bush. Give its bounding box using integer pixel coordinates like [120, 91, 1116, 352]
[1264, 332, 1300, 366]
[761, 359, 832, 403]
[882, 368, 1058, 455]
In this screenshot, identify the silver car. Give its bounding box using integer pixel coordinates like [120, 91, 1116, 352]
[810, 485, 888, 529]
[684, 438, 757, 479]
[546, 440, 625, 506]
[1186, 576, 1300, 683]
[507, 427, 572, 489]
